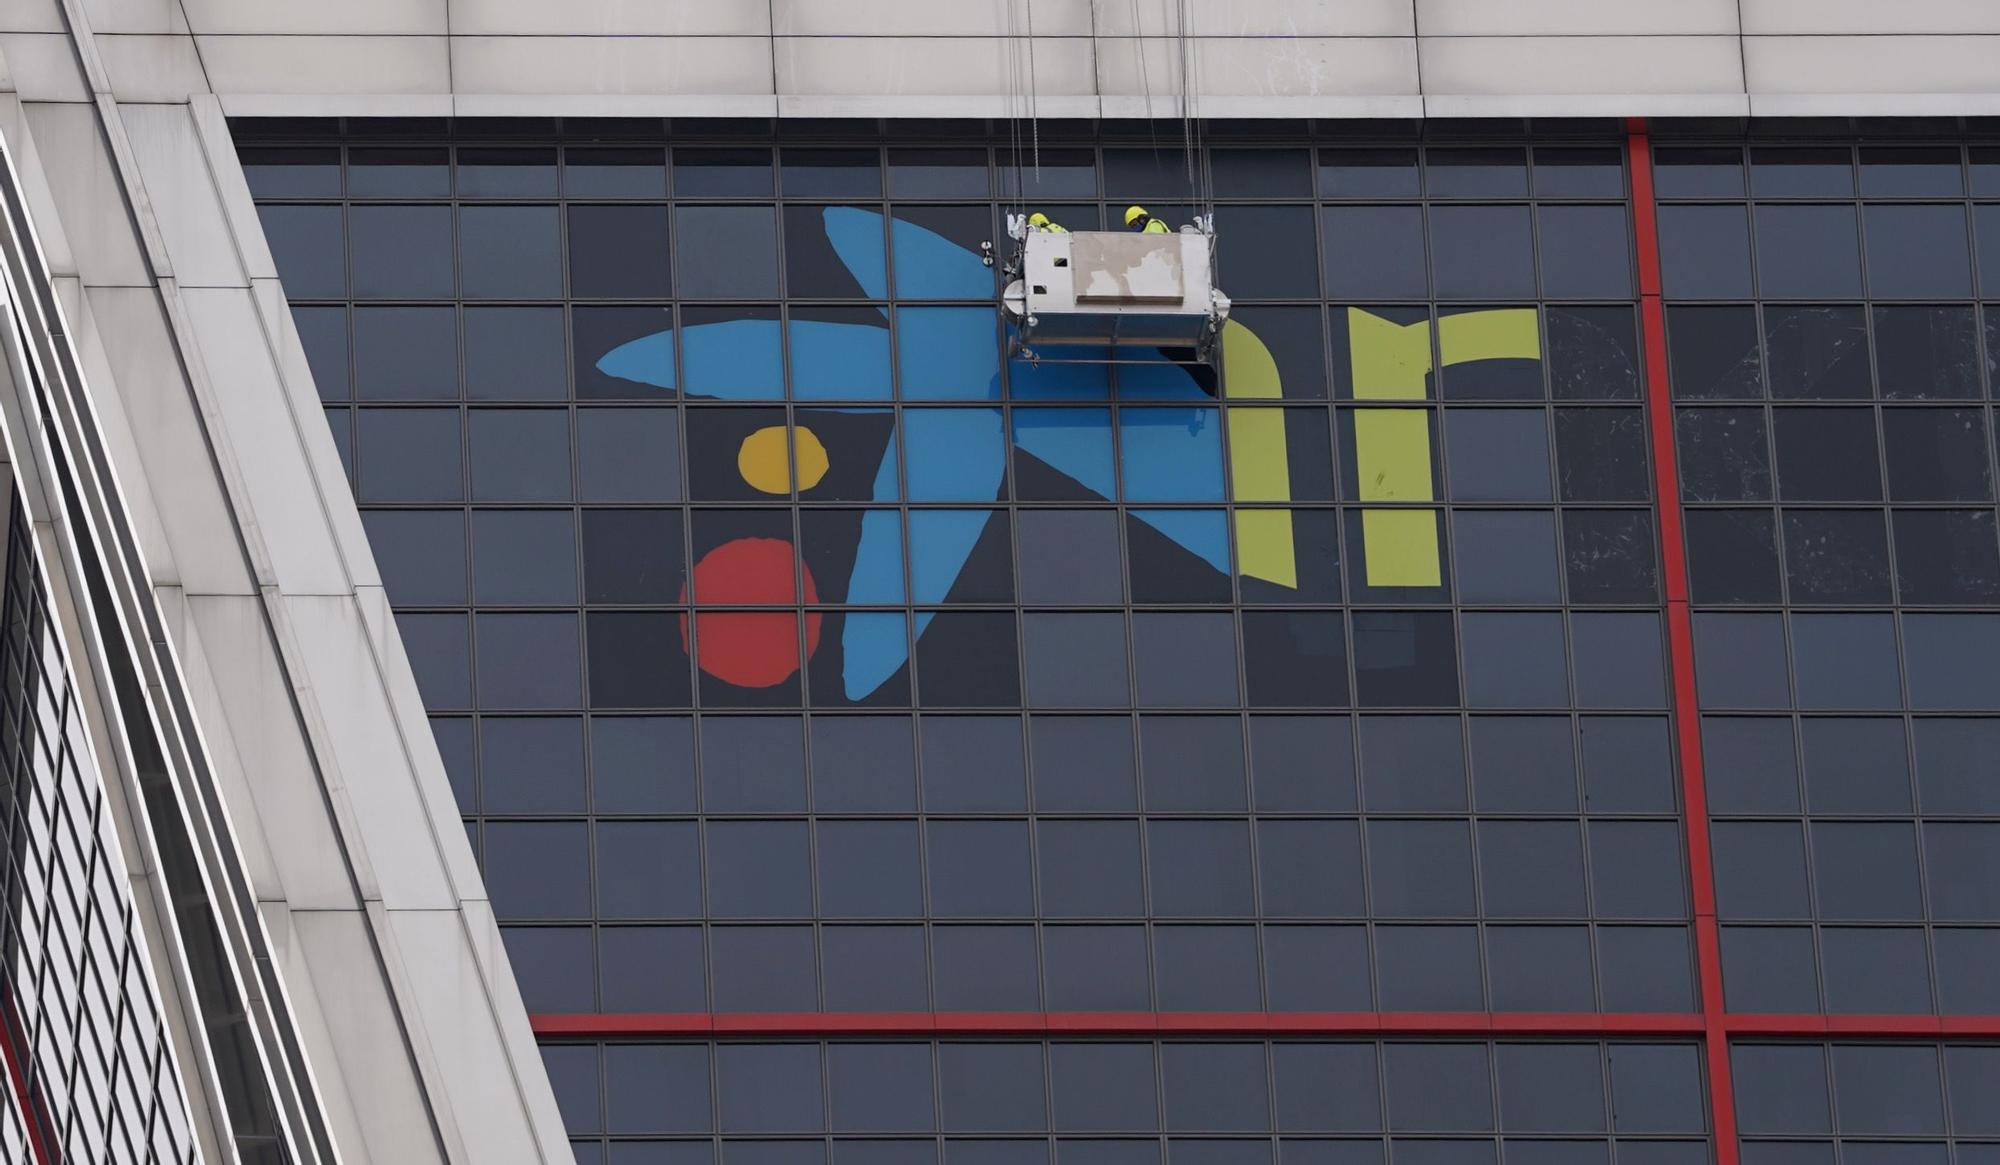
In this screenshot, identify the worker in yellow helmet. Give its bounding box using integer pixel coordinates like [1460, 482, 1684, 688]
[1027, 212, 1068, 233]
[1125, 205, 1171, 234]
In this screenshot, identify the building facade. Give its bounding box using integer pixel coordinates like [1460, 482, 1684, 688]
[0, 2, 1994, 1163]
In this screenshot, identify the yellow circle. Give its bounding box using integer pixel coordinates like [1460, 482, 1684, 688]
[737, 425, 830, 494]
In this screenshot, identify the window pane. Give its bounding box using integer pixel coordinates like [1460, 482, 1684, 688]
[677, 147, 773, 197]
[482, 717, 585, 814]
[1783, 510, 1891, 605]
[816, 820, 922, 917]
[359, 409, 461, 502]
[1538, 205, 1631, 299]
[570, 205, 672, 298]
[1257, 821, 1364, 918]
[1023, 613, 1128, 708]
[466, 306, 566, 401]
[921, 716, 1026, 812]
[1218, 206, 1319, 298]
[470, 409, 571, 502]
[1432, 206, 1535, 299]
[1667, 306, 1761, 398]
[1772, 408, 1881, 502]
[889, 148, 988, 198]
[927, 822, 1031, 917]
[1369, 820, 1475, 917]
[592, 716, 695, 813]
[1548, 306, 1640, 401]
[1470, 716, 1577, 812]
[1676, 408, 1770, 501]
[678, 206, 780, 298]
[1445, 410, 1551, 501]
[1353, 611, 1459, 708]
[1324, 206, 1427, 299]
[1454, 511, 1560, 603]
[1384, 1044, 1492, 1131]
[579, 409, 681, 501]
[596, 821, 699, 919]
[1050, 1045, 1159, 1132]
[473, 510, 577, 604]
[783, 148, 880, 199]
[295, 304, 350, 400]
[1716, 509, 1798, 600]
[717, 1044, 823, 1132]
[1131, 613, 1238, 708]
[1764, 305, 1869, 400]
[363, 510, 466, 605]
[1162, 1044, 1269, 1132]
[1360, 714, 1466, 812]
[1140, 716, 1246, 811]
[461, 205, 562, 298]
[565, 147, 667, 198]
[811, 716, 916, 811]
[350, 145, 448, 196]
[1148, 821, 1254, 916]
[242, 145, 339, 197]
[827, 1044, 932, 1132]
[1428, 147, 1528, 198]
[477, 613, 581, 708]
[1321, 148, 1420, 198]
[1755, 205, 1862, 299]
[606, 1045, 709, 1134]
[1865, 204, 1972, 298]
[1654, 146, 1743, 197]
[351, 205, 453, 298]
[1752, 147, 1854, 197]
[1874, 305, 1980, 399]
[261, 204, 345, 298]
[1560, 512, 1656, 608]
[1495, 1044, 1604, 1131]
[587, 612, 691, 708]
[1554, 408, 1648, 501]
[485, 822, 589, 918]
[1659, 206, 1752, 299]
[1038, 821, 1143, 918]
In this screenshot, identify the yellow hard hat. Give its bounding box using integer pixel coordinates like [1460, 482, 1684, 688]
[1028, 212, 1049, 226]
[1124, 205, 1150, 226]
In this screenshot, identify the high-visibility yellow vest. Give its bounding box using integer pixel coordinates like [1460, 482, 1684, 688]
[1141, 218, 1171, 234]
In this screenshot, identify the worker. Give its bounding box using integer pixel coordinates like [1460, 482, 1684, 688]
[1124, 205, 1171, 234]
[1027, 212, 1068, 233]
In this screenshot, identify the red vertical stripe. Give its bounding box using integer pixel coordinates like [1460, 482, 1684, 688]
[1626, 117, 1740, 1165]
[0, 989, 58, 1165]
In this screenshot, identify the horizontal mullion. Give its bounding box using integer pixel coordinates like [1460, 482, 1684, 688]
[528, 1009, 1708, 1039]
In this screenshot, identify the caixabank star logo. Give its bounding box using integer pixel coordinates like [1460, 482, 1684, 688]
[587, 208, 1543, 706]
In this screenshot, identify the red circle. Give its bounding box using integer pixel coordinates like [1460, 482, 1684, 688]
[679, 538, 821, 689]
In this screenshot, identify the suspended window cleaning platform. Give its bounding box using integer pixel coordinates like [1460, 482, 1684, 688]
[996, 214, 1231, 366]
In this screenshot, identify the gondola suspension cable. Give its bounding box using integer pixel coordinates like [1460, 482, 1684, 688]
[1130, 0, 1158, 159]
[1177, 0, 1196, 204]
[1025, 0, 1040, 176]
[1003, 0, 1025, 223]
[1172, 0, 1215, 250]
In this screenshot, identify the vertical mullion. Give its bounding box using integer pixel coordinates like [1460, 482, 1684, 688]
[1625, 117, 1741, 1165]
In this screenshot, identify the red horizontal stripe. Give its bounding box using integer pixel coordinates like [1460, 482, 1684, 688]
[1731, 1014, 2000, 1038]
[531, 1011, 1708, 1039]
